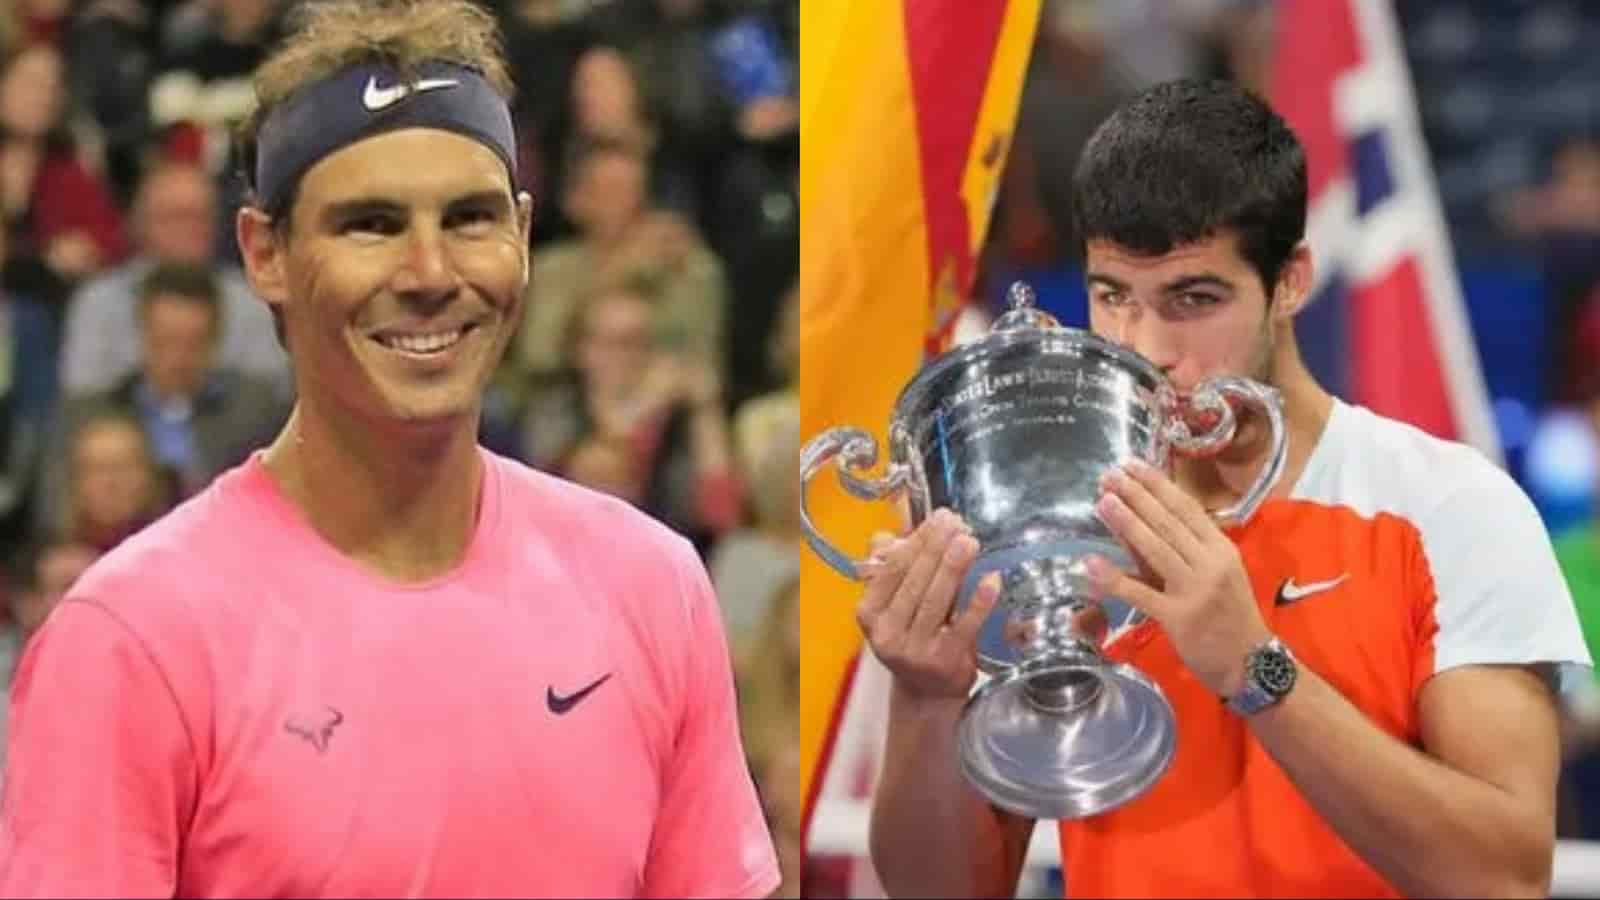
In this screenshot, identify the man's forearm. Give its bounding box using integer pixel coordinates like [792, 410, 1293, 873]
[1248, 666, 1551, 898]
[869, 686, 1031, 899]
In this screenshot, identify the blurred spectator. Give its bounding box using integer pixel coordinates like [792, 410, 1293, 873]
[707, 11, 795, 143]
[705, 15, 796, 410]
[736, 572, 798, 752]
[9, 536, 95, 650]
[758, 735, 801, 899]
[0, 42, 130, 303]
[59, 160, 289, 398]
[1527, 403, 1600, 538]
[709, 397, 795, 645]
[516, 137, 727, 385]
[729, 278, 795, 454]
[498, 0, 600, 244]
[0, 216, 61, 563]
[1556, 388, 1600, 662]
[522, 280, 740, 552]
[578, 43, 705, 221]
[149, 0, 284, 175]
[0, 534, 97, 772]
[737, 575, 800, 898]
[571, 46, 657, 156]
[593, 0, 737, 233]
[67, 0, 167, 206]
[51, 410, 172, 553]
[711, 287, 796, 642]
[150, 0, 287, 264]
[40, 262, 284, 537]
[8, 0, 74, 49]
[1556, 386, 1600, 840]
[1497, 137, 1600, 406]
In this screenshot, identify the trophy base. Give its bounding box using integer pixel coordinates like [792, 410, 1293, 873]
[956, 653, 1176, 821]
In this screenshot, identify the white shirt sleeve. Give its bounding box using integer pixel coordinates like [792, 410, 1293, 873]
[1416, 461, 1594, 696]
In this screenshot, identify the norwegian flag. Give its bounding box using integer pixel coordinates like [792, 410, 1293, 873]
[1272, 0, 1502, 463]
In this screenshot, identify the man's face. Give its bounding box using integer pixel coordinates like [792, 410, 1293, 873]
[141, 293, 218, 400]
[572, 47, 639, 136]
[72, 420, 154, 533]
[569, 152, 645, 243]
[247, 129, 531, 430]
[576, 290, 654, 395]
[139, 168, 217, 263]
[1085, 232, 1289, 394]
[0, 44, 64, 140]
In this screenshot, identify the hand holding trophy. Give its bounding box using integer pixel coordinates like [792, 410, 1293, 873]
[851, 513, 1001, 706]
[801, 282, 1288, 819]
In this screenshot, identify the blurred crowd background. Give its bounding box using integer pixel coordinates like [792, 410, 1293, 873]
[0, 0, 799, 893]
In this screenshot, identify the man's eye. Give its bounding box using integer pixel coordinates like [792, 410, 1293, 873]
[1094, 291, 1132, 307]
[342, 215, 401, 236]
[1176, 292, 1220, 309]
[446, 208, 498, 230]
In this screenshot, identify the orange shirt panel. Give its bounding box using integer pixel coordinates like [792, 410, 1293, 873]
[1057, 499, 1437, 898]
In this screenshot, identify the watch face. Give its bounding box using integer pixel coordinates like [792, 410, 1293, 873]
[1252, 648, 1297, 695]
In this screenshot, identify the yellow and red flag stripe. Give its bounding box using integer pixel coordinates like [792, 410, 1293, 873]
[800, 0, 1042, 842]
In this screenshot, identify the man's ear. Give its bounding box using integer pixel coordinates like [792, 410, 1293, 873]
[237, 207, 291, 309]
[1271, 242, 1315, 322]
[518, 188, 537, 240]
[516, 189, 536, 287]
[517, 189, 536, 236]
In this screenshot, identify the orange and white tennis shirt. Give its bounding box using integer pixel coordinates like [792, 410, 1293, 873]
[1057, 398, 1592, 898]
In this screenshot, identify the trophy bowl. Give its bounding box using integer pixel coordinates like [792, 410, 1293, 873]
[801, 282, 1287, 820]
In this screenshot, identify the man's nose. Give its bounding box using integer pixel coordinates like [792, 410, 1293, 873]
[1105, 305, 1183, 374]
[393, 225, 459, 300]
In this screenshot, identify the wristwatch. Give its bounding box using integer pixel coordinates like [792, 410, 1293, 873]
[1225, 636, 1298, 716]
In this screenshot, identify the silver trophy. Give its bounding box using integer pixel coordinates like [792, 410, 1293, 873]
[801, 282, 1287, 820]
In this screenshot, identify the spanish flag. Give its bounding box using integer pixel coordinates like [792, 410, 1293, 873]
[800, 0, 1042, 842]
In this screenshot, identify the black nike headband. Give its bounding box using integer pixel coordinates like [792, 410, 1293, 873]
[253, 61, 517, 216]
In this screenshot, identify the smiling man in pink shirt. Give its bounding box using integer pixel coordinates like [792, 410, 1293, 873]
[0, 1, 780, 896]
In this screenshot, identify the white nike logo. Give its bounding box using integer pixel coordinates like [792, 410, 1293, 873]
[1277, 573, 1348, 604]
[362, 76, 459, 111]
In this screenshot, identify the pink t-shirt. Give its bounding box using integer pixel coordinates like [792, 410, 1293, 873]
[0, 449, 780, 898]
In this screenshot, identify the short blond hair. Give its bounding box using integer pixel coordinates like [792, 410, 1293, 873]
[237, 0, 514, 214]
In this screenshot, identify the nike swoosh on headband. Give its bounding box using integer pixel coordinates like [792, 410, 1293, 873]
[362, 76, 460, 112]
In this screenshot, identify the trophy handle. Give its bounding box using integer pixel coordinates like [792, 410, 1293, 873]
[800, 426, 912, 580]
[1167, 376, 1288, 526]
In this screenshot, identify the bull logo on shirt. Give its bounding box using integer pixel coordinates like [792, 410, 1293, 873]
[284, 706, 344, 753]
